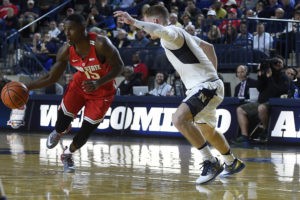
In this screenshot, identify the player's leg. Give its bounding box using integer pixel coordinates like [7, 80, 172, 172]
[172, 103, 207, 147]
[197, 124, 245, 177]
[61, 120, 100, 173]
[47, 108, 73, 149]
[172, 86, 223, 184]
[46, 85, 85, 149]
[61, 97, 113, 172]
[195, 79, 245, 177]
[197, 124, 230, 154]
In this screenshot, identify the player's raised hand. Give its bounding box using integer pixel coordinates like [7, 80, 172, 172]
[82, 80, 99, 92]
[113, 11, 135, 25]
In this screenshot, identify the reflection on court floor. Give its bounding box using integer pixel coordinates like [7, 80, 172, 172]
[1, 132, 300, 199]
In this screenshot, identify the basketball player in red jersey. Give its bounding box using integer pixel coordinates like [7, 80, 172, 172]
[25, 14, 124, 172]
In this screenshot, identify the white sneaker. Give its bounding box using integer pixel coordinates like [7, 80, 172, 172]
[46, 125, 71, 149]
[61, 147, 75, 173]
[196, 158, 223, 184]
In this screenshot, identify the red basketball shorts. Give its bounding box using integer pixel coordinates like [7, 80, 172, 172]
[60, 82, 113, 124]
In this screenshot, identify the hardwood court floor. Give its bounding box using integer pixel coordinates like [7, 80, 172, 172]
[0, 131, 299, 200]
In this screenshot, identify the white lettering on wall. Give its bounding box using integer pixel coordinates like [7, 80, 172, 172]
[130, 107, 164, 131]
[271, 111, 299, 138]
[40, 105, 233, 134]
[161, 108, 177, 132]
[110, 106, 133, 130]
[40, 105, 58, 126]
[215, 109, 231, 134]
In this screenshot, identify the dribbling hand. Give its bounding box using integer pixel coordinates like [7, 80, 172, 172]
[113, 11, 135, 25]
[82, 80, 99, 93]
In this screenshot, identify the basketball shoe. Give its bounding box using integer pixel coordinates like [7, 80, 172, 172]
[220, 158, 245, 177]
[61, 147, 75, 173]
[196, 158, 224, 184]
[46, 125, 71, 149]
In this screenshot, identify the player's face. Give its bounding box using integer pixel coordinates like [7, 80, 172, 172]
[64, 20, 84, 45]
[144, 16, 160, 40]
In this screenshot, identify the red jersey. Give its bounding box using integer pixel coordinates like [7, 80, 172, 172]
[69, 32, 116, 99]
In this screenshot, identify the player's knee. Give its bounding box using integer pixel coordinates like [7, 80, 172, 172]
[172, 113, 181, 129]
[172, 113, 189, 130]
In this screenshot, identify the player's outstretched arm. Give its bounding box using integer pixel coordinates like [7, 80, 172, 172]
[25, 45, 69, 91]
[114, 11, 178, 43]
[81, 36, 124, 92]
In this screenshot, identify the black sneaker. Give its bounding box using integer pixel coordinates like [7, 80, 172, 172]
[196, 158, 223, 184]
[61, 147, 75, 173]
[220, 158, 246, 177]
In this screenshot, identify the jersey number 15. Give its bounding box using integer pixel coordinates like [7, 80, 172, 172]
[84, 71, 100, 79]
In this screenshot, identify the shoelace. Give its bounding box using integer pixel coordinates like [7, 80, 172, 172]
[225, 159, 237, 170]
[200, 160, 212, 176]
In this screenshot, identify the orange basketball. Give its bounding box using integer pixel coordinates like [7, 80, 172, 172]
[1, 81, 29, 109]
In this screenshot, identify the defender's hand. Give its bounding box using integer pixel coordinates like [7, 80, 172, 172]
[113, 11, 135, 25]
[82, 80, 99, 92]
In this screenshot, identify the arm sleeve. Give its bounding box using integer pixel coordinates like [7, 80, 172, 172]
[134, 20, 183, 47]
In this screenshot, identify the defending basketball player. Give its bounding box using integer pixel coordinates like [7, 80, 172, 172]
[25, 14, 124, 172]
[114, 6, 245, 184]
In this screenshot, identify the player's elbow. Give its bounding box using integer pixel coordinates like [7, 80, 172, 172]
[47, 73, 60, 84]
[115, 62, 124, 76]
[207, 43, 215, 52]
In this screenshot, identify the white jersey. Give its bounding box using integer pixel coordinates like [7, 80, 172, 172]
[161, 26, 218, 89]
[134, 21, 218, 90]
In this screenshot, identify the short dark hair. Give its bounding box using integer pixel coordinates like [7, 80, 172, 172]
[144, 5, 169, 24]
[65, 14, 86, 26]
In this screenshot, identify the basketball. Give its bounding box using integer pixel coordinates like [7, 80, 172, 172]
[1, 81, 29, 109]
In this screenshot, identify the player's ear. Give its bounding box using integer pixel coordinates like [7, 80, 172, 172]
[153, 18, 160, 24]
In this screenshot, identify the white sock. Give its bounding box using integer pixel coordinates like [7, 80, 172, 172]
[222, 151, 235, 165]
[64, 146, 72, 154]
[198, 144, 216, 163]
